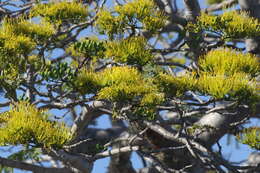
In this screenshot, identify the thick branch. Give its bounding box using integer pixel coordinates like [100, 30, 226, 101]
[0, 157, 71, 173]
[47, 149, 93, 173]
[183, 0, 201, 21]
[194, 105, 250, 147]
[93, 146, 140, 160]
[205, 0, 238, 13]
[143, 121, 241, 172]
[70, 101, 109, 138]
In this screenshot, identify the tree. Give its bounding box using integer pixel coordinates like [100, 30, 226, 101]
[0, 0, 259, 172]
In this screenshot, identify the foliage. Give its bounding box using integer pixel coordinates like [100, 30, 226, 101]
[40, 61, 75, 82]
[8, 147, 41, 162]
[105, 36, 153, 65]
[195, 49, 259, 101]
[31, 1, 88, 25]
[188, 11, 260, 40]
[69, 38, 106, 58]
[207, 0, 225, 5]
[0, 0, 259, 172]
[0, 165, 13, 173]
[0, 146, 41, 173]
[2, 18, 55, 42]
[154, 49, 259, 102]
[0, 17, 54, 88]
[0, 102, 72, 148]
[74, 68, 102, 94]
[237, 127, 260, 150]
[198, 49, 259, 76]
[155, 72, 196, 97]
[196, 72, 258, 101]
[95, 0, 166, 38]
[74, 66, 164, 118]
[96, 9, 126, 38]
[114, 0, 166, 32]
[68, 36, 153, 66]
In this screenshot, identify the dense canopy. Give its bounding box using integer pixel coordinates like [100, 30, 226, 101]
[0, 0, 259, 173]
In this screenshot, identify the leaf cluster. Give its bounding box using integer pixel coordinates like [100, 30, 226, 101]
[104, 36, 153, 66]
[74, 66, 164, 118]
[68, 36, 153, 66]
[0, 102, 72, 148]
[0, 17, 55, 87]
[207, 0, 225, 5]
[156, 49, 259, 102]
[40, 62, 75, 82]
[196, 49, 259, 101]
[199, 49, 259, 76]
[67, 38, 106, 58]
[31, 1, 88, 25]
[8, 147, 41, 162]
[155, 72, 196, 97]
[236, 127, 260, 150]
[95, 0, 166, 38]
[2, 18, 55, 42]
[188, 11, 260, 40]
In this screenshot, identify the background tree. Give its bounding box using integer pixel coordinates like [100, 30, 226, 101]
[0, 0, 259, 173]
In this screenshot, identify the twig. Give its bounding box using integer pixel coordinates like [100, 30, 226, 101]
[63, 138, 93, 149]
[205, 0, 238, 13]
[93, 146, 141, 160]
[0, 157, 71, 173]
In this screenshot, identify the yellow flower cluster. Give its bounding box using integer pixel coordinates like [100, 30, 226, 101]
[115, 0, 166, 32]
[237, 127, 260, 150]
[2, 18, 55, 42]
[196, 73, 257, 99]
[0, 102, 72, 148]
[189, 11, 260, 39]
[199, 49, 259, 76]
[196, 49, 259, 100]
[68, 36, 153, 66]
[156, 73, 196, 97]
[105, 37, 153, 65]
[96, 0, 166, 37]
[0, 18, 55, 85]
[96, 10, 126, 38]
[197, 49, 260, 99]
[74, 66, 164, 118]
[156, 49, 259, 102]
[31, 1, 88, 25]
[74, 69, 102, 94]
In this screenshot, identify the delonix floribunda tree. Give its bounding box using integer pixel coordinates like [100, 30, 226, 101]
[0, 0, 259, 173]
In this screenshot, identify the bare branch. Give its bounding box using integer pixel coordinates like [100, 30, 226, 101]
[183, 0, 201, 21]
[93, 146, 140, 160]
[205, 0, 238, 13]
[0, 156, 72, 173]
[70, 101, 110, 138]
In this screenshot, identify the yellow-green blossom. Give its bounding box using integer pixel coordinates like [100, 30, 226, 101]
[199, 48, 259, 76]
[105, 37, 153, 65]
[189, 11, 260, 39]
[237, 127, 260, 150]
[31, 1, 88, 25]
[96, 0, 166, 37]
[0, 102, 72, 148]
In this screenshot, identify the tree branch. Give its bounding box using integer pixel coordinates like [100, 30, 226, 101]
[205, 0, 238, 13]
[183, 0, 201, 21]
[0, 157, 72, 173]
[70, 101, 110, 138]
